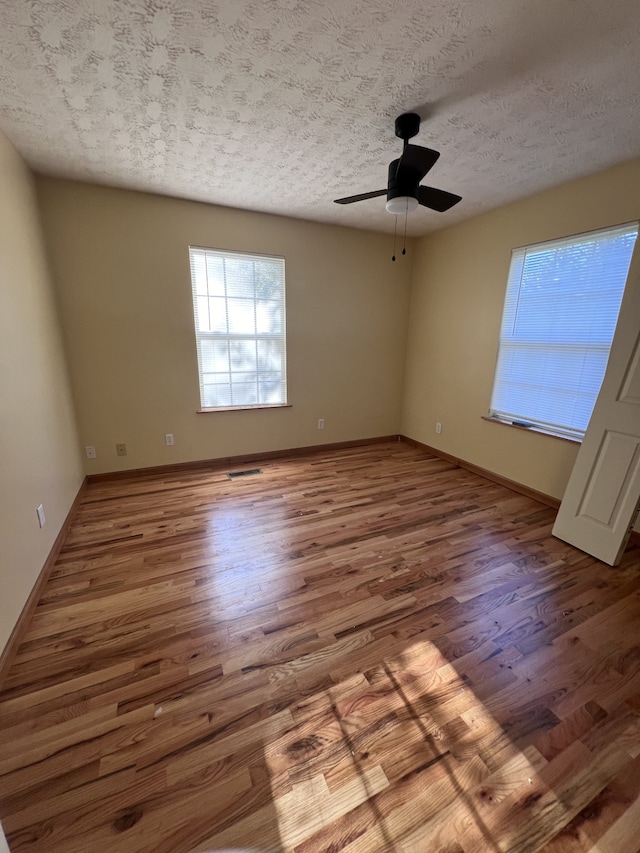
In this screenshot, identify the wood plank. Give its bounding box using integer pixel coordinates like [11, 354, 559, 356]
[0, 440, 638, 852]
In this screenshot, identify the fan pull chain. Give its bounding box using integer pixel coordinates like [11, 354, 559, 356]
[392, 214, 398, 262]
[402, 204, 408, 255]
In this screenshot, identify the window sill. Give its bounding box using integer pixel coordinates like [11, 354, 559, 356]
[197, 403, 292, 413]
[481, 415, 581, 445]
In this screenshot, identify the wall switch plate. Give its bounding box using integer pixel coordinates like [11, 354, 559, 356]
[165, 433, 174, 446]
[116, 443, 127, 456]
[36, 504, 46, 528]
[436, 423, 442, 434]
[318, 418, 324, 429]
[85, 445, 96, 459]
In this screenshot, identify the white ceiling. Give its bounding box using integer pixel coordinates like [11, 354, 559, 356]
[1, 0, 639, 236]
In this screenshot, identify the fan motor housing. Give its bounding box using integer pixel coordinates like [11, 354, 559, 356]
[387, 159, 419, 204]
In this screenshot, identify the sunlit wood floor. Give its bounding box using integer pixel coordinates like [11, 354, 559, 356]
[1, 441, 639, 852]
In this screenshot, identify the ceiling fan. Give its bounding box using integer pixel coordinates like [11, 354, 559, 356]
[334, 112, 461, 215]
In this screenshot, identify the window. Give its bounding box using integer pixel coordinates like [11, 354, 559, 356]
[489, 222, 638, 440]
[189, 247, 287, 410]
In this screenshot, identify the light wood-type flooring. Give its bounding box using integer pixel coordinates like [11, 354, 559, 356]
[1, 441, 639, 852]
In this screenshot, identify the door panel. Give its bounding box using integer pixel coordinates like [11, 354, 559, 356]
[553, 244, 640, 565]
[578, 431, 640, 525]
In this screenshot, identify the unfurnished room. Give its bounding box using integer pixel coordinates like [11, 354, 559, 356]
[1, 1, 640, 851]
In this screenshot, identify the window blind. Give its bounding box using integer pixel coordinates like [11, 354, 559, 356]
[489, 222, 638, 440]
[189, 247, 287, 409]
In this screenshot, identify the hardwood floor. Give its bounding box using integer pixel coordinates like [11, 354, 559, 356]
[1, 440, 639, 852]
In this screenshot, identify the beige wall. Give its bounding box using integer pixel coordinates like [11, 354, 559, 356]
[36, 179, 412, 474]
[3, 150, 640, 658]
[402, 156, 640, 500]
[0, 132, 83, 654]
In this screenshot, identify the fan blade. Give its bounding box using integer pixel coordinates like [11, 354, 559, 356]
[418, 185, 462, 212]
[396, 145, 440, 181]
[334, 189, 387, 205]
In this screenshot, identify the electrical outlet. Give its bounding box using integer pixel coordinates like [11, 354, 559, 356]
[436, 422, 442, 434]
[36, 504, 46, 528]
[165, 433, 174, 446]
[85, 445, 96, 459]
[116, 443, 127, 456]
[318, 418, 324, 429]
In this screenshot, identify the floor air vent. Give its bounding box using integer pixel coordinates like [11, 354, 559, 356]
[227, 468, 263, 479]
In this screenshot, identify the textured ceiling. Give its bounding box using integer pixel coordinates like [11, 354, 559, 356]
[0, 0, 639, 236]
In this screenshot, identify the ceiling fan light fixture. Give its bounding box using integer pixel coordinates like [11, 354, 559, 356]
[334, 113, 461, 215]
[386, 195, 419, 215]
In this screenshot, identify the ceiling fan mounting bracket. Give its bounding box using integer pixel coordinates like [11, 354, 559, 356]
[394, 112, 421, 142]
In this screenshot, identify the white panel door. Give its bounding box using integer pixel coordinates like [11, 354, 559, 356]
[553, 244, 640, 565]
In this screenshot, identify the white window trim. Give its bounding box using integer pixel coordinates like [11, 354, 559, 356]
[489, 222, 638, 441]
[189, 246, 288, 411]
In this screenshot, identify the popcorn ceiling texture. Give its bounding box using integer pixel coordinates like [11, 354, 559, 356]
[0, 0, 639, 235]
